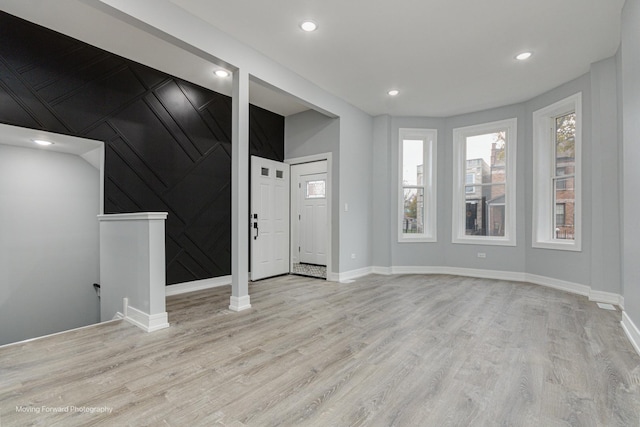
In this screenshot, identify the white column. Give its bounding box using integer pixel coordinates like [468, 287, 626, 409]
[230, 68, 252, 311]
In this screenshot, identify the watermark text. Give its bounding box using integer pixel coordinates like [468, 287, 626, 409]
[15, 405, 113, 415]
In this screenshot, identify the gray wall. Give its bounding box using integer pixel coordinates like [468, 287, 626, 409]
[444, 105, 527, 273]
[372, 115, 392, 267]
[371, 59, 623, 296]
[389, 116, 446, 267]
[339, 111, 374, 272]
[524, 74, 594, 285]
[0, 144, 100, 345]
[285, 107, 374, 275]
[621, 0, 640, 326]
[373, 106, 527, 274]
[285, 110, 341, 272]
[589, 57, 621, 294]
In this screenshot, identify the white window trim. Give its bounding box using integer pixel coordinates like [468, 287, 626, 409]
[532, 93, 582, 251]
[452, 118, 517, 246]
[398, 128, 437, 243]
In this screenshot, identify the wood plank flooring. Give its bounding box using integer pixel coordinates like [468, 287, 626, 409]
[1, 274, 639, 426]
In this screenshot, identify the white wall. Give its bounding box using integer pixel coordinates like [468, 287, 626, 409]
[0, 144, 100, 345]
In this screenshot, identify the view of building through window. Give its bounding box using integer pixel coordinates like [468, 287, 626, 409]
[464, 132, 506, 236]
[554, 112, 576, 240]
[402, 139, 424, 234]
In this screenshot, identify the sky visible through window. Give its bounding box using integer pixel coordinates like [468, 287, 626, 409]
[403, 133, 500, 186]
[466, 133, 502, 163]
[402, 139, 423, 185]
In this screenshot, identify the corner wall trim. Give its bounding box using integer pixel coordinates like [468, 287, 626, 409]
[589, 289, 625, 307]
[124, 305, 169, 332]
[621, 311, 640, 358]
[166, 275, 232, 296]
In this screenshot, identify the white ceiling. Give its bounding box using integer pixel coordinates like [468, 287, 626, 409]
[0, 0, 625, 117]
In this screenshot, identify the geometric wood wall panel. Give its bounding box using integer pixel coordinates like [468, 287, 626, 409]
[0, 11, 285, 284]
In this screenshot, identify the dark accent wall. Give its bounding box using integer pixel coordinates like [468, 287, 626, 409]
[0, 12, 284, 284]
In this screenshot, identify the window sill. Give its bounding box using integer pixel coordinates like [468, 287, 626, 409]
[452, 236, 516, 247]
[398, 235, 437, 243]
[532, 240, 581, 252]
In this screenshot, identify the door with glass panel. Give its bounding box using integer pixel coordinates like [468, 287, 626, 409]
[291, 161, 328, 267]
[250, 156, 290, 281]
[299, 172, 327, 265]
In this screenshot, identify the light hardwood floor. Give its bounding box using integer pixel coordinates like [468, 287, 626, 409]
[1, 274, 640, 426]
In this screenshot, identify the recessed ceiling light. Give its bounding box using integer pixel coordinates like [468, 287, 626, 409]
[33, 139, 53, 146]
[516, 52, 532, 61]
[214, 69, 230, 78]
[300, 20, 318, 32]
[388, 90, 399, 96]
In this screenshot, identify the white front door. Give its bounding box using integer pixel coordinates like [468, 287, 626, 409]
[291, 160, 328, 266]
[250, 156, 290, 281]
[299, 172, 328, 265]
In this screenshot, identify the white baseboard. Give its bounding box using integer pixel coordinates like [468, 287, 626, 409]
[166, 275, 231, 296]
[621, 311, 640, 358]
[123, 305, 169, 333]
[0, 319, 121, 349]
[391, 265, 448, 275]
[447, 267, 527, 283]
[371, 265, 621, 304]
[338, 266, 373, 282]
[229, 295, 251, 312]
[524, 273, 590, 297]
[371, 266, 393, 275]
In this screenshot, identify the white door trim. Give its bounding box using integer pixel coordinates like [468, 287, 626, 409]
[286, 152, 333, 281]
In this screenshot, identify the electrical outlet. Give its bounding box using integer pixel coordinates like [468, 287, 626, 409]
[477, 252, 486, 258]
[351, 253, 356, 259]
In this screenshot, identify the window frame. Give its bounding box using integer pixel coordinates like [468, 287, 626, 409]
[398, 128, 437, 243]
[452, 118, 517, 246]
[532, 93, 582, 251]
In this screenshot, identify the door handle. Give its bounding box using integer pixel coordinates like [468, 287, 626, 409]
[253, 213, 258, 240]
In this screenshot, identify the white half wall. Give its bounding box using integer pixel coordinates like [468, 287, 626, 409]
[98, 212, 169, 332]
